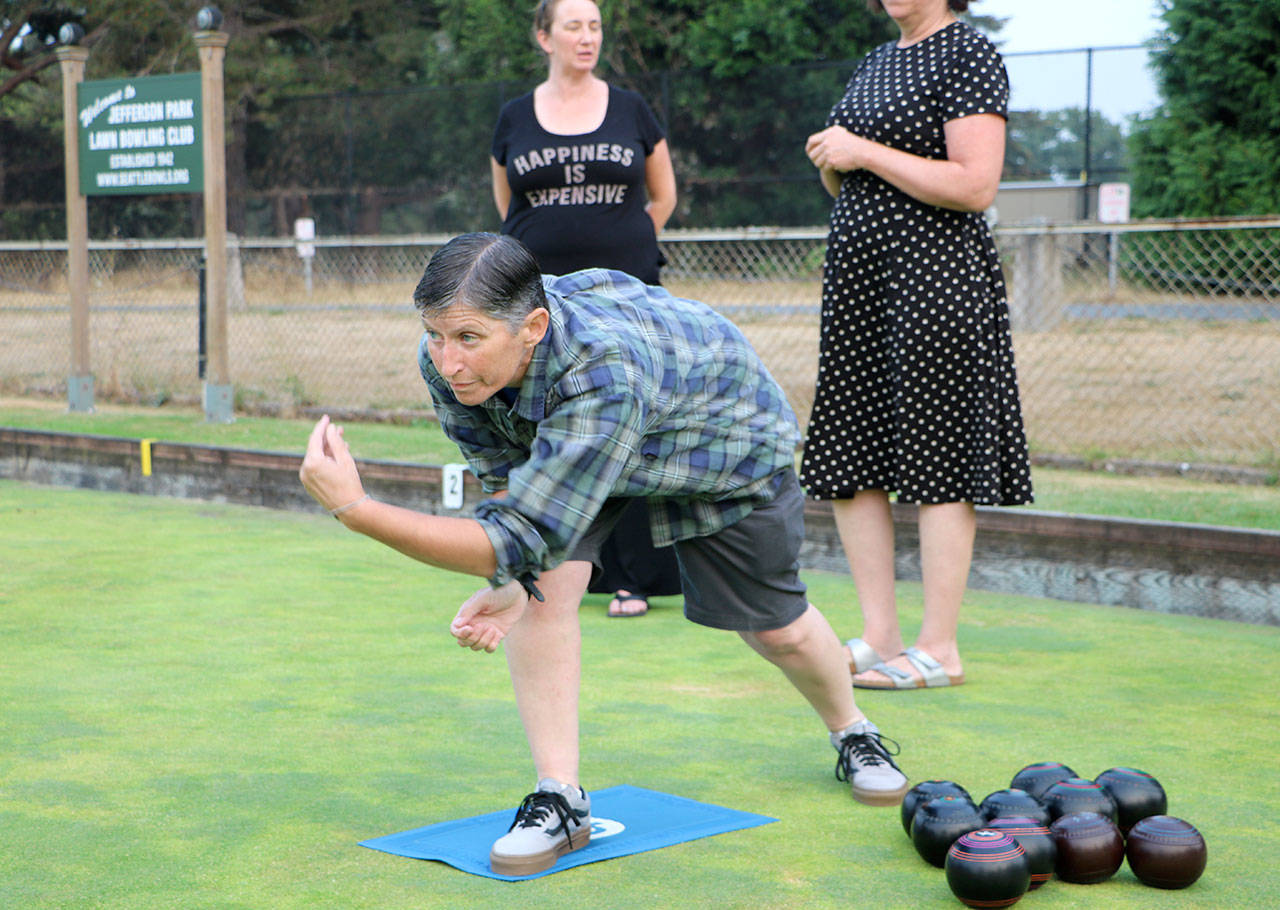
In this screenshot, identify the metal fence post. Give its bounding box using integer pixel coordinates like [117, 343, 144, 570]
[1108, 230, 1120, 295]
[198, 259, 207, 379]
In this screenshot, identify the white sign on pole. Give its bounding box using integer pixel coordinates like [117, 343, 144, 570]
[294, 217, 316, 258]
[1098, 183, 1131, 224]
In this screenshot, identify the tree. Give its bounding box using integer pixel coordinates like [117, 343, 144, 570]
[240, 0, 906, 233]
[1006, 107, 1130, 183]
[2, 0, 456, 237]
[1, 3, 89, 236]
[428, 0, 904, 83]
[619, 0, 895, 78]
[1128, 0, 1280, 217]
[1, 1, 92, 98]
[2, 0, 1006, 237]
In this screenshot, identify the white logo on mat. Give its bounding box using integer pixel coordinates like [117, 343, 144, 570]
[591, 817, 625, 839]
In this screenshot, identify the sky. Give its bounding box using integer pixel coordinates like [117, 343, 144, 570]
[974, 0, 1166, 122]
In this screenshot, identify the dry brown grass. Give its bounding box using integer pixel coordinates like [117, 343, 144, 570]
[3, 268, 1277, 467]
[1015, 321, 1280, 464]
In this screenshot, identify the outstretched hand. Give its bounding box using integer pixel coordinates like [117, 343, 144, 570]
[450, 582, 530, 653]
[299, 414, 366, 514]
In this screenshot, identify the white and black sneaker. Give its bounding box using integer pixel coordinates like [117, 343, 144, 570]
[832, 720, 911, 806]
[489, 777, 591, 875]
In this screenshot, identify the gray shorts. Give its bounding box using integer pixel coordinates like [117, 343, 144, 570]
[570, 469, 809, 633]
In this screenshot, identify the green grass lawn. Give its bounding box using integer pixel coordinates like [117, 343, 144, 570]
[3, 481, 1277, 909]
[3, 399, 1280, 531]
[0, 401, 462, 466]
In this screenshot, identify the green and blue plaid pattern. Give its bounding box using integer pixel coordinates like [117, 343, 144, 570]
[419, 267, 799, 591]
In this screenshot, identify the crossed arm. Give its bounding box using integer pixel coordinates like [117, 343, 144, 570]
[805, 112, 1006, 212]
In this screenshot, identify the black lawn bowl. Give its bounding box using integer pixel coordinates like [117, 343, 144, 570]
[912, 796, 986, 868]
[985, 815, 1056, 890]
[1041, 777, 1118, 824]
[979, 788, 1050, 826]
[901, 780, 974, 837]
[1094, 767, 1167, 833]
[945, 829, 1031, 908]
[1010, 762, 1076, 801]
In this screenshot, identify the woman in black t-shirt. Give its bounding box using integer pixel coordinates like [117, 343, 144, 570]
[493, 88, 669, 283]
[489, 0, 679, 616]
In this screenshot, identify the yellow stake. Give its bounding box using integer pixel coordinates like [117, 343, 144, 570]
[140, 438, 154, 476]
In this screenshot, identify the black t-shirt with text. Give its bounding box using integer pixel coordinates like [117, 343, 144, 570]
[492, 85, 665, 284]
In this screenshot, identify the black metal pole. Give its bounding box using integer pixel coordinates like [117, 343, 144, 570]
[198, 259, 207, 379]
[1081, 47, 1094, 220]
[344, 92, 356, 236]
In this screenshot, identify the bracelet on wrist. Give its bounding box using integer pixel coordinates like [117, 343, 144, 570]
[329, 493, 370, 519]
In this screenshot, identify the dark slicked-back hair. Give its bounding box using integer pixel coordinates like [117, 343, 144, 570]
[533, 0, 565, 39]
[413, 233, 547, 330]
[866, 0, 971, 12]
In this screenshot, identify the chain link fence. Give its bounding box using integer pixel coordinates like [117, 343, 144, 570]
[3, 219, 1278, 470]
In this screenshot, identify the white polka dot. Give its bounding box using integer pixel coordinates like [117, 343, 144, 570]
[800, 22, 1032, 507]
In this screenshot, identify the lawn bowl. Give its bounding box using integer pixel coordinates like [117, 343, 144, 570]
[1010, 761, 1076, 800]
[979, 788, 1050, 826]
[1125, 815, 1207, 889]
[985, 816, 1056, 890]
[912, 796, 986, 868]
[945, 829, 1030, 908]
[1050, 811, 1124, 884]
[901, 780, 973, 836]
[1094, 767, 1167, 833]
[1041, 777, 1118, 823]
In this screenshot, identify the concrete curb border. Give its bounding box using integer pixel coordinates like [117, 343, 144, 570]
[5, 427, 1277, 626]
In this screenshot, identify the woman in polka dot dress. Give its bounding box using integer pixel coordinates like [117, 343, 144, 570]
[801, 0, 1032, 690]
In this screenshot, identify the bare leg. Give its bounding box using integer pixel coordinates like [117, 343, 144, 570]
[913, 501, 974, 677]
[740, 604, 864, 732]
[503, 560, 593, 787]
[832, 491, 903, 662]
[856, 501, 974, 682]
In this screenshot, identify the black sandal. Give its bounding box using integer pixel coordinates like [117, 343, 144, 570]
[607, 590, 649, 618]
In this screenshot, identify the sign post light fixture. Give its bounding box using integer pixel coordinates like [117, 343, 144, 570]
[193, 8, 232, 422]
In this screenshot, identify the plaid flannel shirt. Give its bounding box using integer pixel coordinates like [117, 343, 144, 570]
[418, 268, 800, 593]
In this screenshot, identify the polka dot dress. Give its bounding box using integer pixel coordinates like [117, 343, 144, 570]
[800, 21, 1033, 506]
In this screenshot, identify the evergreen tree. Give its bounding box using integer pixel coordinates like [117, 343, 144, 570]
[1, 0, 1004, 236]
[1129, 0, 1280, 217]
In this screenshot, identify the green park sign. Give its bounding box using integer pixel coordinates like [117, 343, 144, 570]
[77, 73, 203, 196]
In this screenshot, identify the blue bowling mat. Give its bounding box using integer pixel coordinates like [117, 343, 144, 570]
[360, 784, 777, 880]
